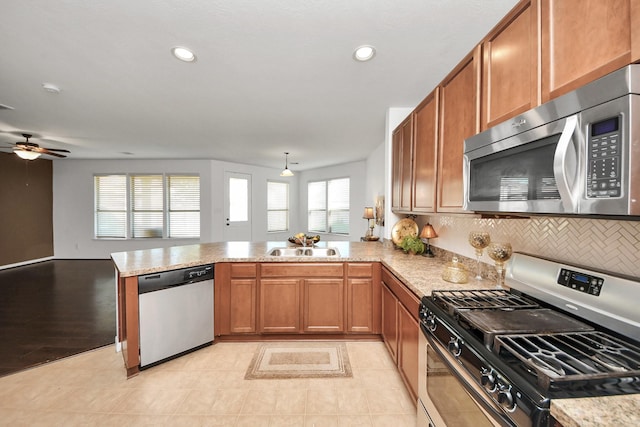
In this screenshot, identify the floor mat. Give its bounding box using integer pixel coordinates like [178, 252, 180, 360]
[245, 341, 352, 379]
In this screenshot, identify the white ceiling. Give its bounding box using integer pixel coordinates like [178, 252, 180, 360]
[0, 0, 518, 171]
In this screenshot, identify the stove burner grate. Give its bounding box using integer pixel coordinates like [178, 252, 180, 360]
[432, 289, 539, 316]
[495, 331, 640, 391]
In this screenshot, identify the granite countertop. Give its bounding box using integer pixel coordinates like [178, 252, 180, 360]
[110, 240, 495, 298]
[110, 240, 640, 425]
[551, 395, 640, 427]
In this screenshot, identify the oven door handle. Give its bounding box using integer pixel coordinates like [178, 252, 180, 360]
[553, 114, 579, 213]
[424, 332, 515, 427]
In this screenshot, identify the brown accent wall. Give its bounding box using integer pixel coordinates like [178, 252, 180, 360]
[0, 152, 54, 265]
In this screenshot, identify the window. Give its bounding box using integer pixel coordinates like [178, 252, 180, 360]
[308, 177, 350, 234]
[94, 174, 200, 239]
[267, 181, 289, 232]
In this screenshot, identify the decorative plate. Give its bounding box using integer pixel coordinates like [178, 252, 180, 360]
[391, 218, 419, 246]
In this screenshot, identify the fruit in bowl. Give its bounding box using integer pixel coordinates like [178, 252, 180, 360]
[288, 233, 321, 246]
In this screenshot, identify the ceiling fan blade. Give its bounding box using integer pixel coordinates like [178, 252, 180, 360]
[40, 150, 67, 158]
[40, 148, 70, 153]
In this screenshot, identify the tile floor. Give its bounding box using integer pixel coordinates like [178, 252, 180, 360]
[0, 341, 417, 426]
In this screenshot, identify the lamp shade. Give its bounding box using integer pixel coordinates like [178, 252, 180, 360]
[419, 223, 438, 239]
[362, 207, 374, 219]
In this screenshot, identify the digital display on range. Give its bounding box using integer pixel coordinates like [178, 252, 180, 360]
[557, 268, 604, 296]
[591, 117, 619, 136]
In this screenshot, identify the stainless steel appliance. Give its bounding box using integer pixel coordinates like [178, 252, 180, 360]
[464, 65, 640, 217]
[138, 264, 214, 368]
[417, 253, 640, 427]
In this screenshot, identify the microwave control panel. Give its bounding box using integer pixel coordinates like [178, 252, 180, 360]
[586, 116, 621, 198]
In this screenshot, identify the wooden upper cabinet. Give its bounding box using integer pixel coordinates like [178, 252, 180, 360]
[391, 115, 414, 213]
[541, 0, 633, 102]
[412, 88, 439, 213]
[437, 45, 481, 213]
[398, 114, 413, 212]
[391, 126, 403, 210]
[482, 0, 539, 129]
[633, 1, 640, 63]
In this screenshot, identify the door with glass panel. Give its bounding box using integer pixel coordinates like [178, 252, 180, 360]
[223, 172, 252, 241]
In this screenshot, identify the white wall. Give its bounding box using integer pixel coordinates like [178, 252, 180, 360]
[365, 142, 386, 239]
[53, 158, 299, 259]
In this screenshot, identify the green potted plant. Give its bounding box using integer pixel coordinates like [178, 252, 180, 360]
[399, 235, 425, 255]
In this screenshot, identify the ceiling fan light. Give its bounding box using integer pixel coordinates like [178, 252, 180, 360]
[14, 149, 41, 160]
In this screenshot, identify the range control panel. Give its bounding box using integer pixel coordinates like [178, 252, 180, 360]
[557, 268, 604, 296]
[586, 116, 622, 199]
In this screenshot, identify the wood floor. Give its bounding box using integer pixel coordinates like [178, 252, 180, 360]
[0, 259, 115, 377]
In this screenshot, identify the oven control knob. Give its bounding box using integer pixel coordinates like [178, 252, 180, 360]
[447, 337, 462, 357]
[497, 383, 517, 412]
[425, 313, 437, 332]
[480, 368, 498, 393]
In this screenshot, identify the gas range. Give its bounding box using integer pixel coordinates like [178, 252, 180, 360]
[418, 253, 640, 427]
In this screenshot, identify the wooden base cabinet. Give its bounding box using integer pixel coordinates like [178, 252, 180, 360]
[260, 278, 301, 333]
[382, 283, 399, 363]
[216, 262, 380, 338]
[259, 263, 345, 335]
[214, 263, 257, 336]
[303, 278, 344, 333]
[347, 262, 381, 334]
[381, 266, 420, 402]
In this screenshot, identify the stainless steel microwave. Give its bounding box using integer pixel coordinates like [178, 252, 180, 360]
[464, 65, 640, 217]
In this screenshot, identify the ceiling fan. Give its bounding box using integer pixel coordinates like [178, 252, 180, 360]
[11, 133, 70, 160]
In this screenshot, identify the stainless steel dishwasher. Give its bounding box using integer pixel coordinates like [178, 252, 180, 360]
[138, 264, 214, 368]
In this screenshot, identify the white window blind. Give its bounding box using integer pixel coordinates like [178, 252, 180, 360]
[308, 178, 350, 234]
[94, 173, 200, 239]
[131, 175, 164, 238]
[328, 178, 350, 234]
[168, 175, 200, 238]
[94, 175, 127, 238]
[308, 181, 327, 233]
[267, 181, 289, 232]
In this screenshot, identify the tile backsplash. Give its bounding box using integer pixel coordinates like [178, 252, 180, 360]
[425, 215, 640, 279]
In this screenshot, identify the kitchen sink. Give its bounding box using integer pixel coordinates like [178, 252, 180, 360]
[266, 247, 340, 257]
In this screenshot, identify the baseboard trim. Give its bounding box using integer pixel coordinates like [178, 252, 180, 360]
[0, 256, 55, 271]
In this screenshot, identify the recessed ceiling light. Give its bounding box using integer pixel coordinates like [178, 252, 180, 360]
[353, 45, 376, 62]
[171, 46, 197, 62]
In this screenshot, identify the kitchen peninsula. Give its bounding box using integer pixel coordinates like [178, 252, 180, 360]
[111, 241, 480, 371]
[111, 240, 640, 427]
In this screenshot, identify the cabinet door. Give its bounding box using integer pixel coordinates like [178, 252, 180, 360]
[381, 283, 398, 363]
[259, 278, 301, 333]
[412, 89, 438, 213]
[398, 302, 419, 401]
[391, 126, 403, 210]
[482, 0, 538, 129]
[303, 278, 344, 333]
[438, 45, 481, 212]
[229, 279, 256, 334]
[392, 116, 414, 212]
[347, 278, 374, 333]
[541, 0, 632, 102]
[400, 116, 413, 211]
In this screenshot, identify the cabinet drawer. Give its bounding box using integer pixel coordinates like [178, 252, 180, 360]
[347, 263, 374, 277]
[261, 263, 344, 277]
[230, 263, 257, 278]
